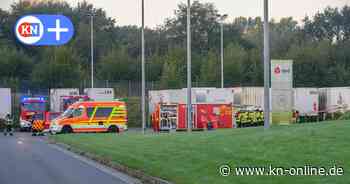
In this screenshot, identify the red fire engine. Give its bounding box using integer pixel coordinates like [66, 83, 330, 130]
[152, 103, 233, 132]
[19, 96, 48, 131]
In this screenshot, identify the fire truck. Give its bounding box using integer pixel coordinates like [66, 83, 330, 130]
[31, 111, 61, 136]
[152, 103, 233, 132]
[19, 96, 48, 131]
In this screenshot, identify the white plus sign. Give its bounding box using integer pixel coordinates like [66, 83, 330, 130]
[47, 19, 69, 41]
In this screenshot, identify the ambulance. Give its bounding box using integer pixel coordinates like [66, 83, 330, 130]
[50, 101, 127, 134]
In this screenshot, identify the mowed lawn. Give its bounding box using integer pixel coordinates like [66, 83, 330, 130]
[52, 121, 350, 184]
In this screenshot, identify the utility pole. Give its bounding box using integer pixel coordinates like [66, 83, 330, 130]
[141, 0, 146, 134]
[220, 23, 224, 88]
[264, 0, 270, 129]
[219, 14, 227, 88]
[187, 0, 192, 132]
[90, 14, 94, 88]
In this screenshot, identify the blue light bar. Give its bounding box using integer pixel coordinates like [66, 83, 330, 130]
[21, 96, 46, 102]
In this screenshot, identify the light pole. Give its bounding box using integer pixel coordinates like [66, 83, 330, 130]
[141, 0, 146, 134]
[263, 0, 270, 129]
[219, 14, 227, 88]
[89, 14, 94, 89]
[187, 0, 192, 132]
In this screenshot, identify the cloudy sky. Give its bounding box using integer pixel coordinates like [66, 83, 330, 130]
[1, 0, 349, 27]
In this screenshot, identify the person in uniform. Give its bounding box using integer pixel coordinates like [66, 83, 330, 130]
[3, 113, 13, 136]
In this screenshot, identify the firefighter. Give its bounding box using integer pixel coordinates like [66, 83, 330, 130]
[241, 111, 249, 127]
[31, 113, 45, 136]
[3, 113, 14, 136]
[257, 108, 264, 126]
[235, 112, 241, 128]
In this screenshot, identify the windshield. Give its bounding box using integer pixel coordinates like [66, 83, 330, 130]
[61, 108, 74, 118]
[32, 113, 44, 120]
[22, 102, 46, 112]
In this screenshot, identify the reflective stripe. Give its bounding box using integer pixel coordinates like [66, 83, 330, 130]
[89, 107, 98, 122]
[71, 123, 127, 130]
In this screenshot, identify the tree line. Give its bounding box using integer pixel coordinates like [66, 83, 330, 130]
[1, 1, 350, 91]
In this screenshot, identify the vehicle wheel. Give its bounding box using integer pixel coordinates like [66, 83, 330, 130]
[61, 126, 73, 134]
[108, 125, 119, 133]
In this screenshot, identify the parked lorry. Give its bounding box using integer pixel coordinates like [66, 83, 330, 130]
[232, 87, 267, 108]
[19, 96, 48, 131]
[319, 87, 350, 113]
[0, 88, 11, 120]
[293, 88, 319, 121]
[84, 88, 115, 101]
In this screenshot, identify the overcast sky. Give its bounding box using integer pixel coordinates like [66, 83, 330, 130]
[1, 0, 349, 27]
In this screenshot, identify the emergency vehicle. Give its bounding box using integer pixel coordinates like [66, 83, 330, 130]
[50, 101, 127, 134]
[20, 96, 48, 131]
[152, 103, 233, 132]
[31, 112, 61, 136]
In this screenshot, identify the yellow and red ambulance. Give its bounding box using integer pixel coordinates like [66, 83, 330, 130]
[50, 101, 127, 134]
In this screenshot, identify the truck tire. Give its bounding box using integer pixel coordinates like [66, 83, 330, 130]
[108, 125, 119, 133]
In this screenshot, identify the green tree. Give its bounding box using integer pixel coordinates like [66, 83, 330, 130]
[31, 47, 82, 88]
[164, 1, 222, 53]
[160, 49, 185, 88]
[199, 51, 219, 86]
[223, 43, 247, 86]
[0, 47, 33, 81]
[98, 46, 138, 81]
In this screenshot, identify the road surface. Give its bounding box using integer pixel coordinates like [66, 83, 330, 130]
[0, 132, 139, 184]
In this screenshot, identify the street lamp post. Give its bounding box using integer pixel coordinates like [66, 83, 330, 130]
[187, 0, 192, 132]
[90, 14, 94, 89]
[141, 0, 146, 134]
[263, 0, 270, 129]
[219, 14, 227, 88]
[220, 22, 224, 88]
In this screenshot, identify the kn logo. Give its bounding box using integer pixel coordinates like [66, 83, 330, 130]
[15, 14, 74, 46]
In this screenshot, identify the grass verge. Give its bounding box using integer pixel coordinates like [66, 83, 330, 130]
[51, 121, 350, 184]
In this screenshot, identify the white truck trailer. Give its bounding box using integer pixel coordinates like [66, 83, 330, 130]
[50, 88, 79, 112]
[0, 88, 11, 120]
[319, 87, 350, 113]
[84, 88, 115, 101]
[232, 87, 266, 108]
[293, 88, 319, 117]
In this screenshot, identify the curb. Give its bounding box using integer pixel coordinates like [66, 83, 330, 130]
[49, 140, 173, 184]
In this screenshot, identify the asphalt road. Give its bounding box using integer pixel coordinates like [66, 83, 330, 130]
[0, 132, 139, 184]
